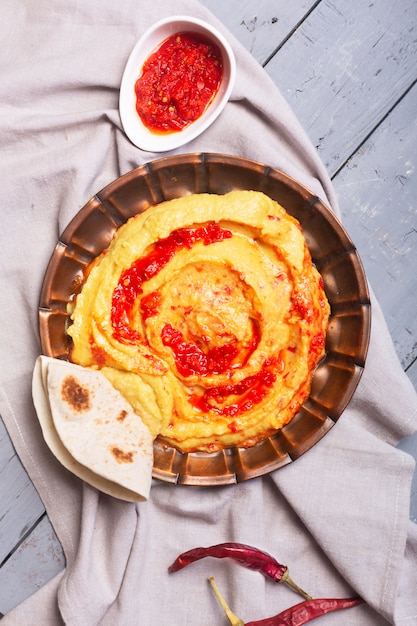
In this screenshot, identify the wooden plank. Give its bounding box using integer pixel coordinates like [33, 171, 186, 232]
[263, 0, 417, 174]
[332, 82, 417, 375]
[200, 0, 319, 64]
[0, 515, 65, 615]
[0, 419, 46, 565]
[406, 360, 417, 391]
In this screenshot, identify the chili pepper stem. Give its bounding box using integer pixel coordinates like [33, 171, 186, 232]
[280, 570, 312, 600]
[208, 577, 245, 626]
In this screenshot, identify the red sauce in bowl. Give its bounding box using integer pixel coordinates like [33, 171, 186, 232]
[134, 32, 223, 133]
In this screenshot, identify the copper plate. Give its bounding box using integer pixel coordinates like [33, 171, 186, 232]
[39, 153, 371, 486]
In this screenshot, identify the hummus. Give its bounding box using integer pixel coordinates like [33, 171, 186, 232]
[67, 190, 330, 453]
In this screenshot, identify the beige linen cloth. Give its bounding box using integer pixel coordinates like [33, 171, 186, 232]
[1, 1, 416, 624]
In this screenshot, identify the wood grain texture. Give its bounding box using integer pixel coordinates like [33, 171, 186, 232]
[0, 516, 65, 615]
[333, 82, 417, 375]
[202, 0, 319, 64]
[407, 360, 417, 391]
[263, 0, 417, 174]
[0, 419, 45, 565]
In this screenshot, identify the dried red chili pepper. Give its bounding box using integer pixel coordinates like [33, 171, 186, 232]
[244, 597, 364, 625]
[168, 542, 311, 600]
[209, 577, 364, 626]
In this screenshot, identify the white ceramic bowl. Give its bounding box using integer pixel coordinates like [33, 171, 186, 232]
[119, 16, 236, 152]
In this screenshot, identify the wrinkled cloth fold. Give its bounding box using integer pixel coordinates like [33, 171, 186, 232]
[0, 0, 416, 624]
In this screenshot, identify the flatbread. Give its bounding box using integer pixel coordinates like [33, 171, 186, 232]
[32, 356, 153, 502]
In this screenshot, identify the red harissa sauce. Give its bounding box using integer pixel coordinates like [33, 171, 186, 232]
[110, 222, 283, 419]
[135, 32, 223, 133]
[111, 223, 232, 343]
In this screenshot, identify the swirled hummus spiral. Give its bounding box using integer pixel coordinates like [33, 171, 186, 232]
[67, 190, 330, 453]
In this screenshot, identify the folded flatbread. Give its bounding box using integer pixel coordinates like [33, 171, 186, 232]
[32, 356, 153, 502]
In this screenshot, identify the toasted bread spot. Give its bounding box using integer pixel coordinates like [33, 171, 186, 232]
[61, 375, 91, 412]
[111, 446, 135, 463]
[117, 410, 128, 422]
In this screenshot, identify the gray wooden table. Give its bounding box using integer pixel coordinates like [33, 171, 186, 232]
[1, 0, 416, 615]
